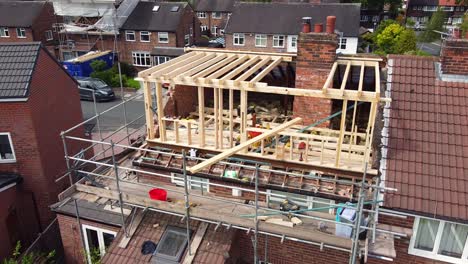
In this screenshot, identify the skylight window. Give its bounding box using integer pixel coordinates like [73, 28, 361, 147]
[170, 6, 179, 12]
[152, 5, 160, 12]
[152, 226, 189, 264]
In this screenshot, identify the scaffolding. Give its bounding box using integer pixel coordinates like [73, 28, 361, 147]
[56, 49, 410, 264]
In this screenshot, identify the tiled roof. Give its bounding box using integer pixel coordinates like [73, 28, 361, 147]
[121, 2, 188, 32]
[0, 1, 45, 27]
[0, 172, 22, 189]
[102, 211, 235, 263]
[382, 55, 468, 221]
[194, 0, 235, 12]
[0, 42, 41, 99]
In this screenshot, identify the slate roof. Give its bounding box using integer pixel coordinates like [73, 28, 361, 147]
[102, 211, 235, 263]
[121, 2, 188, 31]
[224, 3, 360, 37]
[193, 0, 235, 12]
[0, 1, 45, 27]
[0, 42, 41, 99]
[151, 47, 185, 57]
[382, 55, 468, 222]
[0, 173, 22, 190]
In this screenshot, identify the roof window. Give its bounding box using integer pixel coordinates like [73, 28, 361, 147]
[152, 226, 190, 263]
[152, 5, 160, 12]
[170, 6, 179, 12]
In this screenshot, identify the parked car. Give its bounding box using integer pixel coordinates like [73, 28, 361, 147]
[76, 77, 115, 101]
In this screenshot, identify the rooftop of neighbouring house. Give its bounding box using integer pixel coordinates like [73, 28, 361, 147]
[0, 1, 46, 27]
[193, 0, 235, 12]
[121, 1, 189, 32]
[224, 2, 360, 37]
[382, 54, 468, 222]
[0, 173, 22, 190]
[0, 42, 41, 100]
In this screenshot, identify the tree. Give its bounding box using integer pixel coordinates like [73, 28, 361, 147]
[376, 23, 417, 54]
[461, 13, 468, 37]
[420, 8, 446, 42]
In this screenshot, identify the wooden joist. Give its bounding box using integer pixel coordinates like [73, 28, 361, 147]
[188, 118, 303, 174]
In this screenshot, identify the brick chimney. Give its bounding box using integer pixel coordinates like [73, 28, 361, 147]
[440, 38, 468, 75]
[293, 16, 338, 126]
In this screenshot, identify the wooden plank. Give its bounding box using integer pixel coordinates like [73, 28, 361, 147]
[219, 56, 261, 82]
[357, 62, 365, 97]
[206, 55, 249, 80]
[143, 81, 155, 139]
[150, 52, 206, 79]
[198, 87, 205, 147]
[218, 88, 224, 148]
[339, 61, 351, 92]
[155, 82, 166, 141]
[322, 62, 338, 93]
[240, 88, 248, 151]
[229, 89, 234, 148]
[164, 53, 216, 79]
[335, 100, 348, 167]
[187, 122, 192, 145]
[185, 47, 294, 61]
[250, 57, 282, 83]
[174, 120, 180, 143]
[118, 209, 146, 248]
[178, 54, 227, 78]
[234, 56, 271, 83]
[374, 62, 381, 97]
[214, 87, 219, 149]
[138, 51, 198, 78]
[188, 118, 302, 174]
[191, 55, 238, 79]
[182, 222, 209, 264]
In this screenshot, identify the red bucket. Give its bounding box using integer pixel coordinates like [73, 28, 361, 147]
[149, 188, 167, 201]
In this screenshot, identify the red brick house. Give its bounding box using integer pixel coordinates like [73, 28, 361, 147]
[194, 0, 234, 38]
[0, 1, 59, 55]
[120, 1, 201, 70]
[406, 0, 467, 31]
[0, 42, 88, 259]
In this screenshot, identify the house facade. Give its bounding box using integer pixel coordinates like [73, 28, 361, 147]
[406, 0, 467, 30]
[0, 1, 59, 56]
[120, 2, 200, 70]
[194, 0, 234, 38]
[0, 43, 88, 259]
[224, 2, 360, 54]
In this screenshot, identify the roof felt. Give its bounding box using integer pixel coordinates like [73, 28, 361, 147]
[224, 3, 360, 37]
[0, 173, 22, 190]
[383, 55, 468, 222]
[0, 1, 45, 27]
[121, 2, 187, 31]
[0, 42, 41, 99]
[102, 211, 235, 263]
[194, 0, 235, 12]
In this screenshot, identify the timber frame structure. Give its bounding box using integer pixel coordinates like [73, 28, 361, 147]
[56, 48, 409, 264]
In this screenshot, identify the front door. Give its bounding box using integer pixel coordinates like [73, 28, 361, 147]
[287, 35, 298, 53]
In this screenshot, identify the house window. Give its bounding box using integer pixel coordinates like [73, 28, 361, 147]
[0, 133, 16, 162]
[158, 32, 169, 43]
[197, 12, 207, 18]
[255, 34, 267, 47]
[154, 226, 189, 263]
[272, 35, 285, 48]
[452, 17, 463, 24]
[267, 190, 335, 214]
[339, 38, 347, 50]
[189, 26, 193, 36]
[125, 30, 135, 41]
[200, 25, 208, 32]
[441, 6, 454, 11]
[423, 6, 437, 11]
[140, 31, 150, 42]
[0, 27, 9, 37]
[82, 225, 116, 263]
[212, 12, 222, 19]
[233, 33, 245, 46]
[171, 173, 209, 192]
[417, 5, 423, 10]
[16, 28, 26, 38]
[409, 217, 468, 263]
[372, 16, 379, 22]
[45, 30, 53, 41]
[184, 34, 190, 46]
[132, 52, 151, 67]
[360, 15, 369, 22]
[220, 29, 225, 35]
[153, 56, 170, 66]
[211, 26, 218, 37]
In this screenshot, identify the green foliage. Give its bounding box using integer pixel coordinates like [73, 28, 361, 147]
[126, 78, 141, 89]
[461, 14, 468, 37]
[348, 0, 402, 14]
[90, 62, 139, 89]
[420, 8, 446, 42]
[404, 49, 431, 56]
[90, 60, 108, 72]
[2, 241, 56, 264]
[374, 23, 417, 54]
[89, 247, 102, 264]
[406, 18, 416, 27]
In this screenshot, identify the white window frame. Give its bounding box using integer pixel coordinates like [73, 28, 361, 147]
[272, 35, 285, 48]
[287, 35, 298, 53]
[255, 34, 267, 47]
[266, 190, 335, 214]
[125, 30, 135, 41]
[200, 25, 208, 32]
[0, 27, 10, 38]
[360, 15, 369, 22]
[212, 12, 222, 19]
[197, 12, 207, 18]
[158, 32, 169, 43]
[153, 56, 170, 65]
[184, 34, 190, 46]
[171, 173, 209, 192]
[0, 133, 16, 163]
[16, 28, 26, 38]
[211, 26, 218, 37]
[45, 30, 53, 41]
[338, 37, 347, 50]
[82, 224, 117, 264]
[409, 217, 468, 263]
[140, 31, 150, 42]
[220, 29, 225, 35]
[233, 33, 245, 46]
[131, 51, 151, 67]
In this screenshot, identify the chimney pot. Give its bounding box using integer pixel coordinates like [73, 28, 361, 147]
[302, 17, 312, 33]
[314, 23, 323, 33]
[326, 16, 336, 34]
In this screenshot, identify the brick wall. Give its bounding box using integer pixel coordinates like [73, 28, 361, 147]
[292, 32, 337, 126]
[164, 85, 198, 117]
[0, 27, 34, 42]
[225, 34, 296, 53]
[176, 5, 201, 47]
[198, 12, 229, 37]
[440, 38, 468, 75]
[31, 2, 58, 46]
[57, 214, 120, 264]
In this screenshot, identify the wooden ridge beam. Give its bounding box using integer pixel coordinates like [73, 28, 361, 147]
[188, 118, 302, 174]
